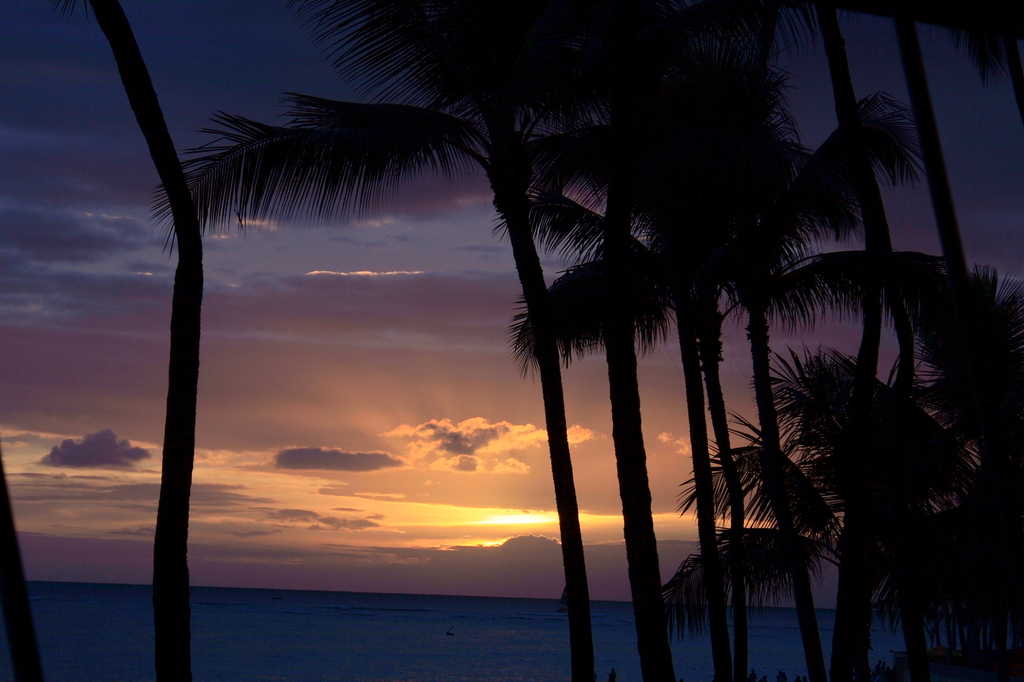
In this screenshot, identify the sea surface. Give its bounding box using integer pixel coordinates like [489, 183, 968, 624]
[0, 582, 904, 682]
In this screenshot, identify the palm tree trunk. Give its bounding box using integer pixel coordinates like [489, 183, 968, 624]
[0, 441, 45, 682]
[602, 303, 676, 682]
[674, 289, 732, 682]
[897, 559, 931, 682]
[86, 2, 204, 680]
[818, 9, 905, 679]
[895, 25, 1017, 682]
[491, 171, 595, 682]
[603, 172, 675, 682]
[698, 311, 749, 682]
[1001, 36, 1024, 128]
[601, 2, 676, 678]
[745, 305, 828, 682]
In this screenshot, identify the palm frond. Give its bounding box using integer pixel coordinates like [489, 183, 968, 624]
[161, 99, 482, 231]
[509, 252, 673, 373]
[947, 28, 1008, 85]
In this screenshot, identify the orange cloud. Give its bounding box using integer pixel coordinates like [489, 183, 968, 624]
[384, 417, 599, 466]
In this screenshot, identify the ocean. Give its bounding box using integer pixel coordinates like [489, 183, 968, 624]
[0, 582, 904, 682]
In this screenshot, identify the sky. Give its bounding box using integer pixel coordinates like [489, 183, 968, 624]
[0, 1, 1021, 602]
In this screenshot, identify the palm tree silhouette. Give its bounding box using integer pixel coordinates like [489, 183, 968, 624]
[945, 29, 1024, 127]
[179, 1, 598, 678]
[0, 438, 45, 682]
[815, 8, 922, 681]
[52, 1, 205, 679]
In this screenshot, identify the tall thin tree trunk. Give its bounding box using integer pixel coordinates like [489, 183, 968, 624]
[491, 169, 595, 682]
[898, 560, 931, 682]
[895, 21, 1016, 682]
[818, 9, 910, 680]
[0, 440, 45, 682]
[602, 302, 676, 682]
[86, 2, 205, 680]
[698, 311, 749, 682]
[601, 1, 676, 679]
[745, 305, 828, 682]
[1001, 36, 1024, 128]
[674, 288, 732, 682]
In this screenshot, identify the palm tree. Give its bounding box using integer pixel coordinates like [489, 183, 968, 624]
[815, 8, 921, 680]
[894, 20, 1022, 682]
[703, 140, 864, 682]
[180, 2, 597, 678]
[53, 1, 205, 679]
[916, 268, 1024, 681]
[0, 438, 45, 682]
[946, 29, 1024, 127]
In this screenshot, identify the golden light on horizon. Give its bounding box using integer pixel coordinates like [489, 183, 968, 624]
[473, 512, 559, 525]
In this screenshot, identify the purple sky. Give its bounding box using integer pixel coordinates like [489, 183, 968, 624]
[0, 1, 1021, 602]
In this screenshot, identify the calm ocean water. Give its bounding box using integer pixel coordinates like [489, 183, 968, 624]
[0, 582, 904, 682]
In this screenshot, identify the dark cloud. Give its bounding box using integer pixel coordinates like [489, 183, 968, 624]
[109, 526, 155, 536]
[274, 448, 403, 472]
[265, 508, 319, 522]
[0, 207, 155, 263]
[313, 516, 380, 531]
[425, 423, 508, 456]
[227, 528, 283, 538]
[449, 243, 509, 258]
[12, 479, 272, 509]
[40, 429, 150, 469]
[446, 455, 480, 472]
[262, 507, 380, 531]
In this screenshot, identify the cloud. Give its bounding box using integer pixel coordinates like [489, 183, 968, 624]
[430, 455, 484, 473]
[10, 480, 271, 509]
[227, 529, 283, 538]
[491, 458, 530, 475]
[262, 507, 380, 532]
[385, 417, 554, 458]
[385, 417, 593, 474]
[313, 517, 381, 531]
[274, 448, 404, 472]
[39, 429, 151, 469]
[351, 492, 405, 500]
[0, 207, 154, 264]
[305, 270, 424, 277]
[566, 425, 601, 445]
[109, 525, 155, 536]
[657, 432, 692, 456]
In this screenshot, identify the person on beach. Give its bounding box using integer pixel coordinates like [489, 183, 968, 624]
[608, 668, 617, 682]
[778, 670, 787, 682]
[749, 670, 758, 682]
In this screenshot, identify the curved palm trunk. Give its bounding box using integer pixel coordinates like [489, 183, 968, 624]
[817, 7, 893, 680]
[490, 166, 595, 682]
[0, 441, 45, 682]
[1001, 36, 1024, 128]
[87, 2, 204, 680]
[698, 311, 749, 682]
[895, 20, 1019, 682]
[745, 305, 828, 682]
[674, 289, 732, 682]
